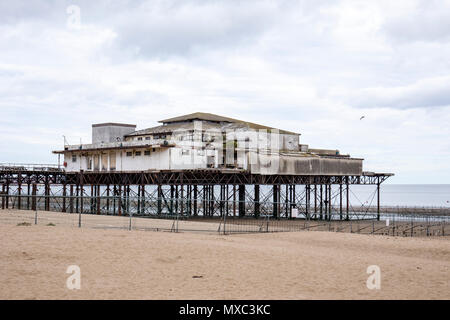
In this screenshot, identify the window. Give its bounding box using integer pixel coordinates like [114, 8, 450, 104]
[144, 150, 151, 156]
[152, 148, 156, 152]
[145, 136, 151, 140]
[87, 157, 92, 170]
[72, 154, 77, 162]
[126, 152, 132, 157]
[137, 137, 143, 141]
[182, 149, 190, 156]
[135, 151, 141, 156]
[197, 150, 205, 156]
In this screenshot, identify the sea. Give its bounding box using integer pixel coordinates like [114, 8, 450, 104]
[350, 184, 450, 208]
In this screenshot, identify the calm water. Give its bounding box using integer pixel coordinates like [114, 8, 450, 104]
[350, 184, 450, 208]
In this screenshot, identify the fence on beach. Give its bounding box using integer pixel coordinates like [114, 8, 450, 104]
[0, 193, 448, 237]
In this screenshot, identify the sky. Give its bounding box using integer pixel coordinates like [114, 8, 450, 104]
[1, 0, 450, 183]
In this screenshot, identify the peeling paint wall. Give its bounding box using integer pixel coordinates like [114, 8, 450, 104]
[249, 153, 363, 176]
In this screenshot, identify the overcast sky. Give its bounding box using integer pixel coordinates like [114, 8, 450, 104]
[1, 0, 450, 183]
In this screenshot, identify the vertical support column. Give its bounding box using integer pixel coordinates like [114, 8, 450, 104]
[226, 185, 229, 217]
[5, 180, 10, 209]
[62, 184, 67, 213]
[106, 185, 110, 215]
[96, 185, 101, 215]
[377, 177, 381, 221]
[346, 178, 349, 221]
[31, 183, 37, 211]
[27, 182, 31, 210]
[193, 185, 198, 216]
[79, 171, 84, 215]
[314, 184, 317, 218]
[203, 185, 207, 216]
[137, 185, 141, 215]
[90, 185, 94, 213]
[118, 185, 122, 216]
[273, 185, 278, 218]
[238, 184, 245, 217]
[180, 184, 184, 216]
[254, 184, 260, 218]
[126, 185, 131, 215]
[45, 177, 50, 211]
[233, 185, 236, 217]
[285, 185, 289, 218]
[328, 184, 332, 221]
[209, 185, 214, 216]
[17, 174, 22, 210]
[306, 184, 310, 219]
[69, 185, 74, 213]
[1, 184, 5, 209]
[75, 184, 79, 213]
[319, 184, 323, 220]
[339, 182, 343, 220]
[157, 184, 162, 215]
[219, 185, 224, 217]
[170, 185, 175, 214]
[113, 185, 117, 215]
[141, 184, 145, 215]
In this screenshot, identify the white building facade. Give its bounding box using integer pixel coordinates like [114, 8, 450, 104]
[55, 112, 363, 176]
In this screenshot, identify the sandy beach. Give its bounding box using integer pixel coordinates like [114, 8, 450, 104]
[0, 210, 449, 300]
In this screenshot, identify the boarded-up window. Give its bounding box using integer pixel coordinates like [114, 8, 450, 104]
[109, 152, 116, 171]
[94, 155, 99, 171]
[101, 153, 108, 171]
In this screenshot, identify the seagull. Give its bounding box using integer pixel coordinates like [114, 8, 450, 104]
[360, 116, 365, 120]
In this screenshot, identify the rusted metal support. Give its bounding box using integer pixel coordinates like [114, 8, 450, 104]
[106, 184, 110, 214]
[238, 184, 245, 217]
[273, 184, 279, 218]
[285, 184, 289, 218]
[193, 185, 198, 216]
[377, 177, 381, 221]
[339, 183, 343, 220]
[180, 184, 184, 215]
[346, 178, 349, 221]
[27, 182, 31, 210]
[17, 174, 22, 210]
[254, 184, 260, 218]
[69, 185, 74, 213]
[96, 185, 101, 215]
[319, 184, 323, 220]
[118, 185, 122, 216]
[141, 184, 145, 215]
[1, 184, 5, 209]
[314, 184, 317, 218]
[44, 176, 50, 211]
[31, 183, 37, 211]
[306, 184, 310, 218]
[157, 184, 162, 215]
[62, 184, 67, 212]
[328, 183, 332, 221]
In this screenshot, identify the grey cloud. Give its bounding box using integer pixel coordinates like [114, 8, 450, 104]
[382, 0, 450, 43]
[340, 77, 450, 109]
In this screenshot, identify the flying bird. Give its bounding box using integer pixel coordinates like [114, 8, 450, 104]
[360, 116, 365, 120]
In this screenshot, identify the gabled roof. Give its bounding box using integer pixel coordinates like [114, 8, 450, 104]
[157, 112, 299, 135]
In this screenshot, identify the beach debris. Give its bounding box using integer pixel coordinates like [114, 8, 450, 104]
[192, 275, 204, 279]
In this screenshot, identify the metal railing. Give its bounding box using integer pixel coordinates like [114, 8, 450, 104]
[0, 163, 62, 172]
